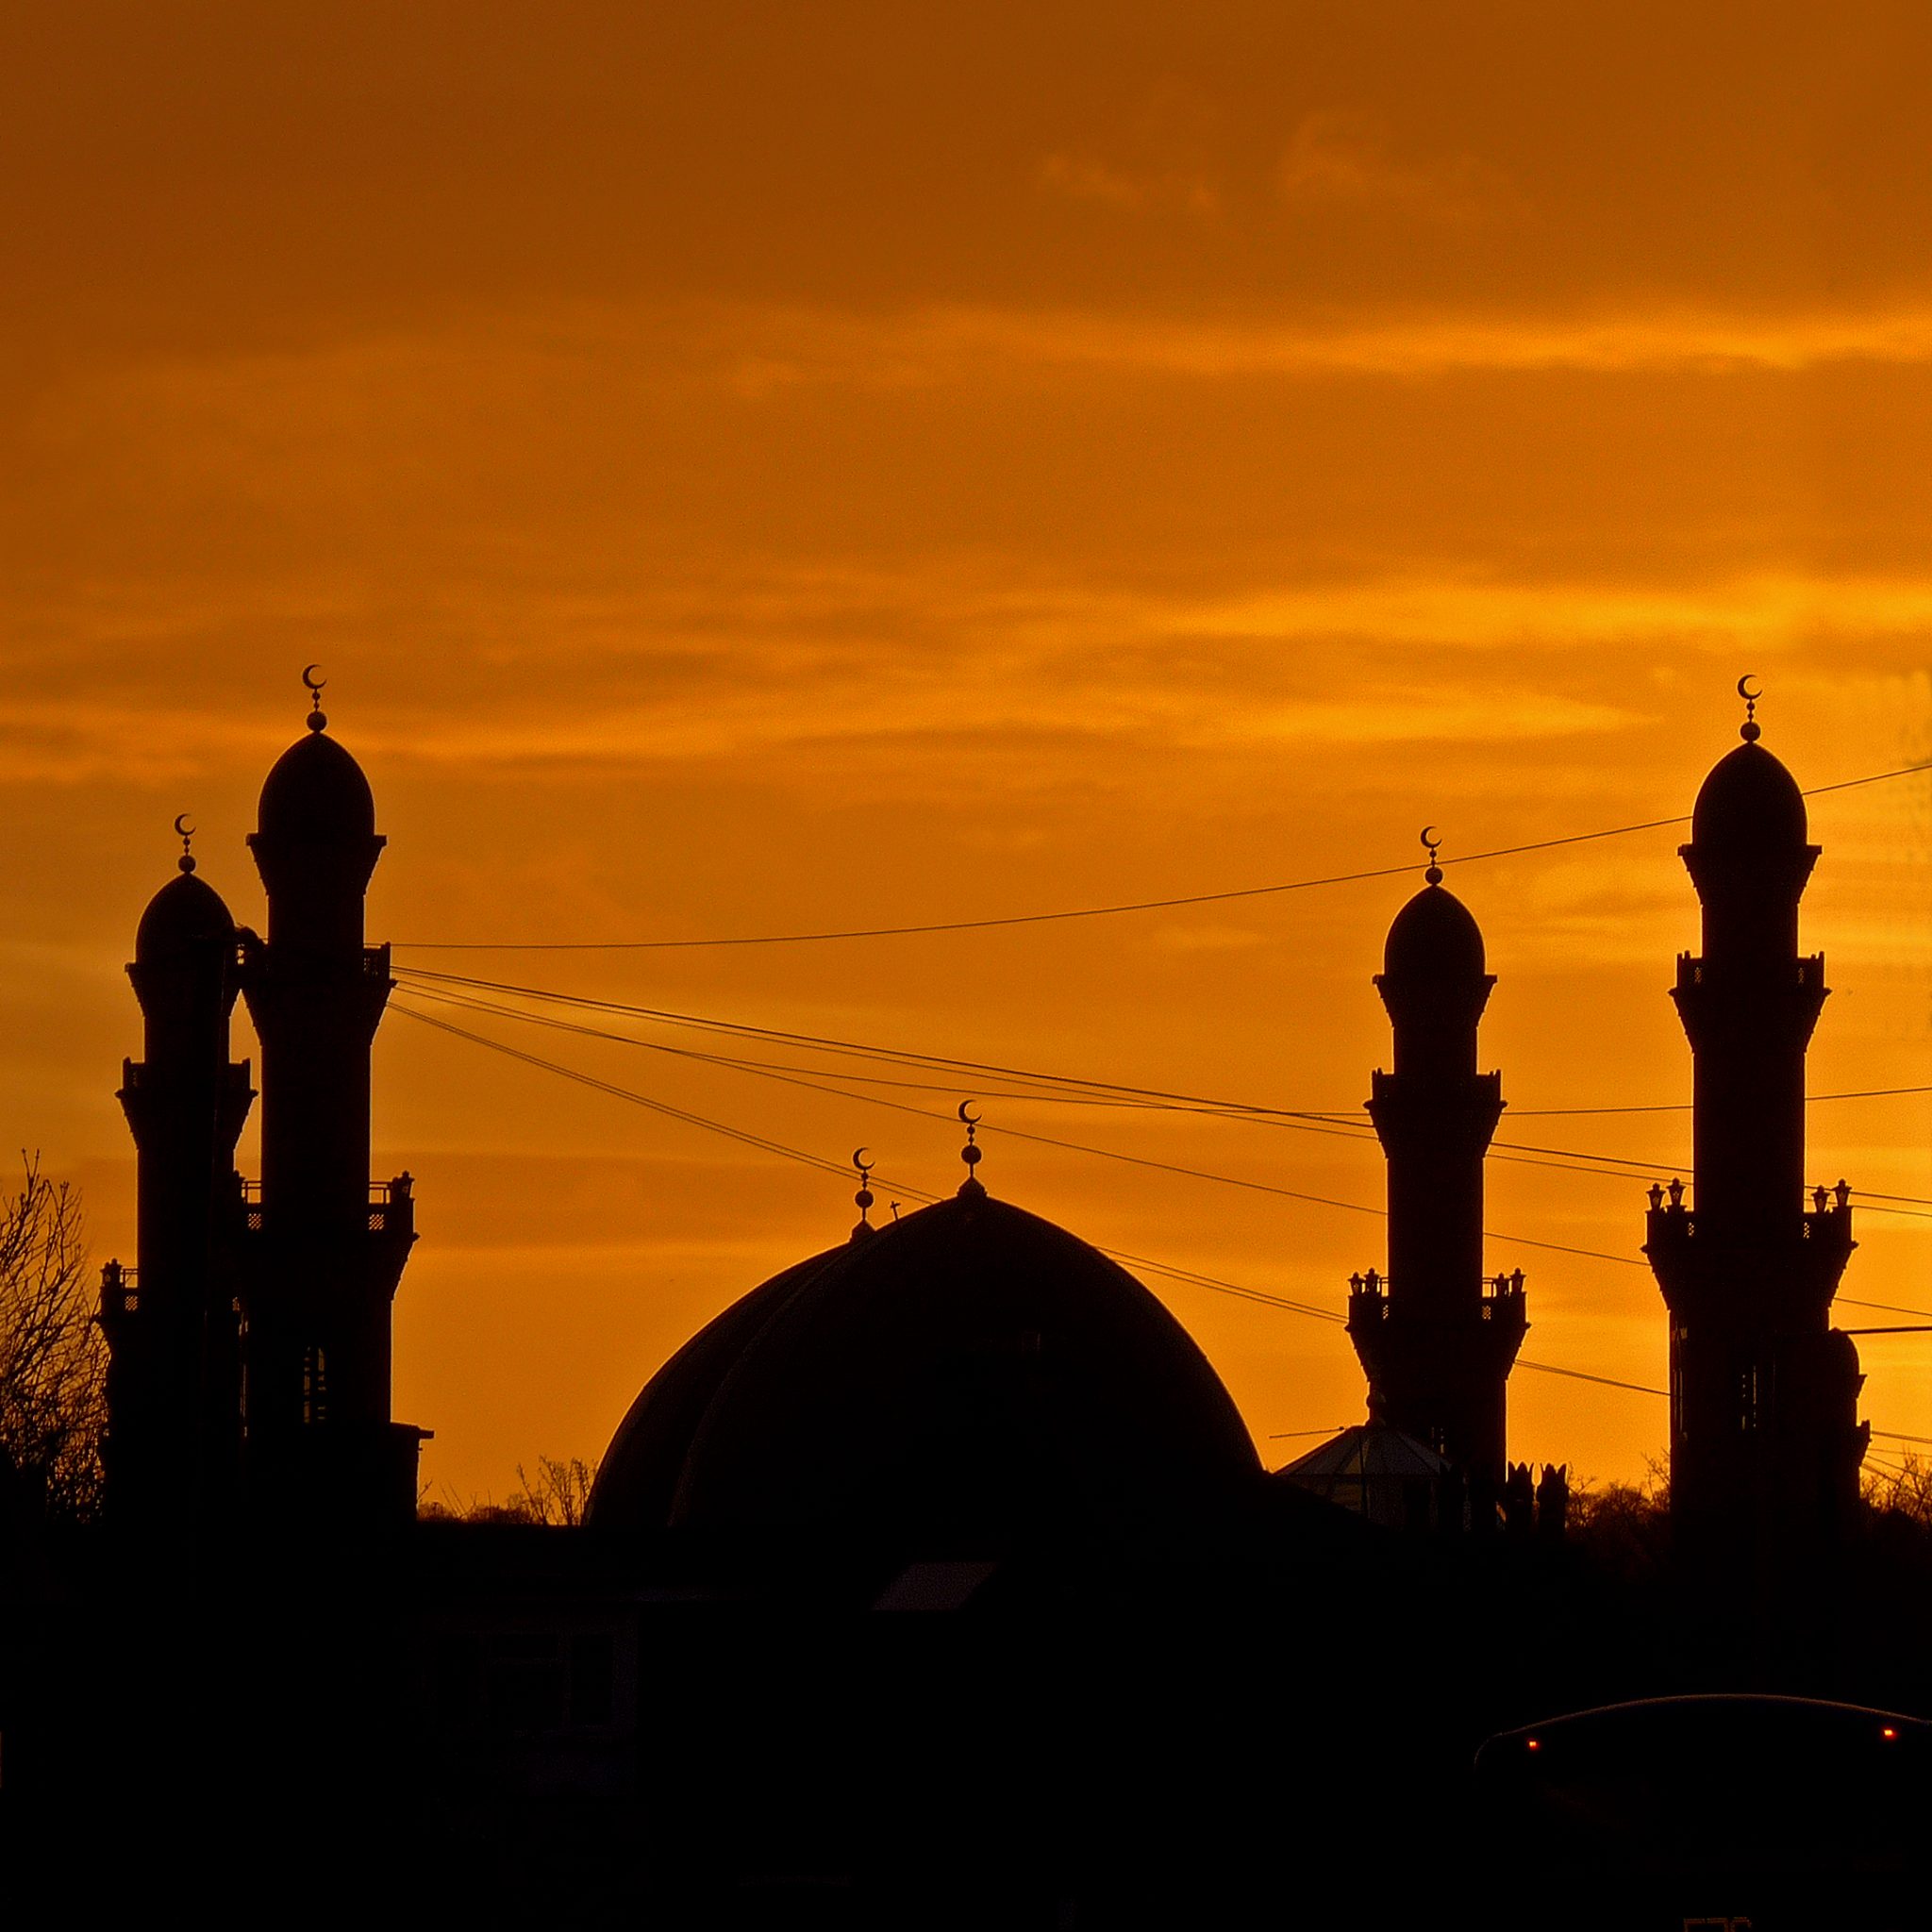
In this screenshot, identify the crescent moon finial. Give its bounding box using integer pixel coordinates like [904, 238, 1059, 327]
[302, 663, 328, 733]
[173, 812, 196, 874]
[850, 1146, 875, 1235]
[1737, 673, 1761, 741]
[1419, 824, 1443, 886]
[957, 1100, 985, 1191]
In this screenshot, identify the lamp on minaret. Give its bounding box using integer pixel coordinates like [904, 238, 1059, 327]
[240, 668, 424, 1524]
[102, 816, 254, 1530]
[1646, 678, 1866, 1564]
[1347, 830, 1525, 1486]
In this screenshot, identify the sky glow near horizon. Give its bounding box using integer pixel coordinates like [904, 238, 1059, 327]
[5, 4, 1932, 1503]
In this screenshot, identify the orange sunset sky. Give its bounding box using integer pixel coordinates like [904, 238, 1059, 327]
[6, 5, 1932, 1505]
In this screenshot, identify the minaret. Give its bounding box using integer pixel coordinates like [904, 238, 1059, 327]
[1646, 686, 1866, 1566]
[1347, 841, 1525, 1486]
[100, 821, 254, 1531]
[239, 672, 422, 1525]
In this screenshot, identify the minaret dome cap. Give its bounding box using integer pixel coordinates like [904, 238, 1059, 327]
[1382, 881, 1487, 982]
[1690, 741, 1808, 858]
[257, 727, 377, 844]
[135, 868, 236, 965]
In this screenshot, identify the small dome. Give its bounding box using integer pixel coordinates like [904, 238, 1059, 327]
[1690, 741, 1808, 857]
[589, 1190, 1259, 1544]
[257, 728, 376, 844]
[1383, 882, 1486, 982]
[134, 869, 236, 965]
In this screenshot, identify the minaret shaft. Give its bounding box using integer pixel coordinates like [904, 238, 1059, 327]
[1347, 885, 1524, 1484]
[102, 867, 254, 1531]
[1647, 725, 1865, 1566]
[235, 706, 422, 1525]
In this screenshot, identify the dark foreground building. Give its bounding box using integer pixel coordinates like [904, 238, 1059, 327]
[3, 682, 1924, 1929]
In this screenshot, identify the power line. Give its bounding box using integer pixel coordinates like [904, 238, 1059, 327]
[394, 991, 1930, 1412]
[393, 979, 1651, 1269]
[1512, 1084, 1932, 1117]
[396, 965, 1932, 1219]
[390, 754, 1932, 953]
[1515, 1360, 1665, 1398]
[392, 999, 1339, 1326]
[394, 965, 1357, 1124]
[391, 995, 1668, 1391]
[390, 1004, 934, 1201]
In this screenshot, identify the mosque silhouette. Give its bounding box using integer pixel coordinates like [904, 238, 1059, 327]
[4, 677, 1918, 1925]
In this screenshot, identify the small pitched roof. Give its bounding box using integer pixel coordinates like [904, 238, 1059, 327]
[1277, 1421, 1451, 1484]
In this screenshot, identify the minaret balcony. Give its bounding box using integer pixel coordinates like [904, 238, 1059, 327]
[1348, 1268, 1391, 1321]
[98, 1261, 141, 1324]
[1674, 951, 1826, 992]
[1345, 1268, 1525, 1324]
[1645, 1186, 1853, 1251]
[1480, 1272, 1527, 1322]
[235, 1174, 416, 1239]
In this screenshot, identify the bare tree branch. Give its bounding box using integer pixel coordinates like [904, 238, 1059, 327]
[0, 1155, 105, 1522]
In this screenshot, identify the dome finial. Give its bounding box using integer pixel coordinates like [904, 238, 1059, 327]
[1420, 824, 1443, 887]
[302, 661, 329, 733]
[958, 1100, 985, 1195]
[1737, 673, 1762, 742]
[851, 1146, 875, 1240]
[173, 811, 196, 874]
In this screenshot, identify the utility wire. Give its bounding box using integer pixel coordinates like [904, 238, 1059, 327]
[394, 991, 1923, 1408]
[391, 995, 1665, 1397]
[1841, 1295, 1932, 1321]
[392, 1000, 1342, 1328]
[1512, 1084, 1932, 1117]
[391, 754, 1932, 952]
[1516, 1361, 1665, 1398]
[394, 979, 1650, 1269]
[394, 965, 1932, 1218]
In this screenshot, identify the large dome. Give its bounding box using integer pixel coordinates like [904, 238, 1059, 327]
[1383, 882, 1487, 983]
[134, 867, 235, 965]
[257, 726, 377, 843]
[1690, 740, 1808, 858]
[589, 1186, 1260, 1549]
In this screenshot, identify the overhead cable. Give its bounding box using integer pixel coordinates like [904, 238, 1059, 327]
[393, 966, 1932, 1218]
[391, 754, 1932, 952]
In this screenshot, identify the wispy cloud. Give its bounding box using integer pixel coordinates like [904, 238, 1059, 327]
[1038, 151, 1221, 220]
[709, 301, 1932, 388]
[1277, 111, 1521, 228]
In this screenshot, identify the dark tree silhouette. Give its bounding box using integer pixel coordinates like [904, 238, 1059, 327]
[419, 1455, 599, 1524]
[1864, 1451, 1932, 1527]
[508, 1456, 597, 1525]
[0, 1157, 105, 1521]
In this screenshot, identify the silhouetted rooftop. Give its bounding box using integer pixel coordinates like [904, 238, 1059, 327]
[1690, 739, 1808, 858]
[134, 867, 235, 965]
[589, 1185, 1259, 1546]
[257, 724, 377, 843]
[1383, 881, 1487, 983]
